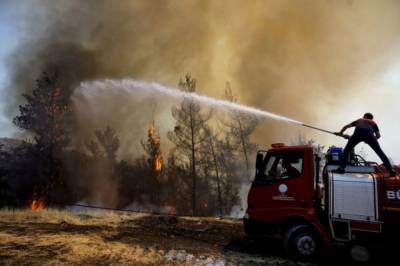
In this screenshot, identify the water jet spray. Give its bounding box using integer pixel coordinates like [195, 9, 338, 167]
[77, 79, 348, 139]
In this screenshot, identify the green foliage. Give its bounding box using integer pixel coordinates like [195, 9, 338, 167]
[13, 71, 71, 150]
[10, 71, 73, 203]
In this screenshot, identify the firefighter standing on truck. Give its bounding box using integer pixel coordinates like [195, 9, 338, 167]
[335, 112, 396, 177]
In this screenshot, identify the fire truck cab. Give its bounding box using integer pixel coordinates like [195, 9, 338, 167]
[244, 143, 400, 262]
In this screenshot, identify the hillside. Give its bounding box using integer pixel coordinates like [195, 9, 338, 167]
[0, 137, 22, 151]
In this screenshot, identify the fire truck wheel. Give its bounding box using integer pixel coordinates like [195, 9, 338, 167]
[349, 245, 370, 263]
[283, 224, 319, 260]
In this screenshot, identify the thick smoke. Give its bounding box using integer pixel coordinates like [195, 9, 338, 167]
[3, 1, 400, 208]
[4, 0, 400, 149]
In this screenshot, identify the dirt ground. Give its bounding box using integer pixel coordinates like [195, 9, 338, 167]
[0, 209, 363, 266]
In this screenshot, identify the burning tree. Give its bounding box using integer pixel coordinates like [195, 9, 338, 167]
[13, 71, 72, 209]
[141, 121, 163, 173]
[168, 74, 211, 216]
[14, 71, 71, 157]
[141, 121, 163, 206]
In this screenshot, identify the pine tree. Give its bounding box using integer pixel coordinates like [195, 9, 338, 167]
[86, 125, 120, 172]
[84, 125, 120, 207]
[141, 121, 163, 206]
[94, 125, 120, 163]
[168, 74, 211, 216]
[202, 126, 223, 216]
[166, 148, 190, 214]
[223, 83, 259, 180]
[216, 135, 241, 214]
[13, 71, 72, 194]
[141, 121, 163, 173]
[13, 71, 71, 151]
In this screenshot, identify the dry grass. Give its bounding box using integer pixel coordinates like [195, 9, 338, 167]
[0, 209, 247, 266]
[0, 209, 308, 266]
[0, 208, 144, 226]
[0, 209, 166, 265]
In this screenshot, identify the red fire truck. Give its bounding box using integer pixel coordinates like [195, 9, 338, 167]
[244, 143, 399, 262]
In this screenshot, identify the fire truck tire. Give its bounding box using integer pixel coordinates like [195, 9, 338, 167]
[283, 224, 320, 260]
[349, 244, 370, 263]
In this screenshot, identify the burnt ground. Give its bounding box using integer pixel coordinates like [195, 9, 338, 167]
[0, 209, 386, 265]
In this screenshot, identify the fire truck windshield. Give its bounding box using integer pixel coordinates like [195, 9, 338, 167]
[255, 151, 304, 184]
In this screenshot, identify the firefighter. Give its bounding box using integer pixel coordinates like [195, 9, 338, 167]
[335, 113, 396, 176]
[281, 159, 301, 178]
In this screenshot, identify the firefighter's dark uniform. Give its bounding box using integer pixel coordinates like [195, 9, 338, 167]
[340, 118, 393, 173]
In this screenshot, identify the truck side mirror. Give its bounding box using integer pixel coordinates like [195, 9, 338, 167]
[256, 153, 264, 170]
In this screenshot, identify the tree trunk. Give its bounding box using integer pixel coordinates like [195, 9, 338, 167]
[237, 117, 250, 179]
[209, 135, 222, 216]
[189, 103, 196, 216]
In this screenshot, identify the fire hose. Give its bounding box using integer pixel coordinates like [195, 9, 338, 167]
[302, 123, 350, 139]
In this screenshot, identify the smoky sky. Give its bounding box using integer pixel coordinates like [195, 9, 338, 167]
[4, 0, 400, 157]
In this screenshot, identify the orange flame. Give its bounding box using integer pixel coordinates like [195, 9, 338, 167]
[31, 196, 45, 211]
[149, 124, 160, 145]
[52, 88, 61, 97]
[167, 206, 177, 215]
[148, 123, 162, 172]
[155, 153, 162, 172]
